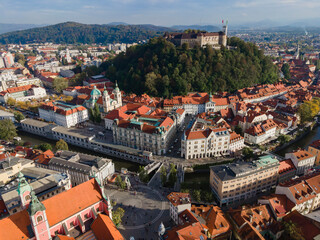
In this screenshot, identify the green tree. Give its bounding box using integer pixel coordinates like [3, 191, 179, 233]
[192, 189, 201, 202]
[39, 143, 53, 151]
[112, 207, 125, 226]
[278, 134, 291, 144]
[234, 125, 242, 135]
[7, 97, 16, 106]
[15, 53, 26, 66]
[280, 220, 305, 240]
[138, 166, 149, 183]
[281, 63, 291, 79]
[115, 175, 126, 189]
[52, 77, 68, 93]
[14, 111, 25, 122]
[0, 119, 17, 141]
[55, 139, 69, 150]
[168, 163, 177, 187]
[160, 166, 167, 185]
[242, 147, 254, 160]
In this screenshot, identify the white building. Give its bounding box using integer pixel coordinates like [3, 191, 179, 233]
[167, 192, 191, 225]
[229, 132, 245, 153]
[244, 119, 277, 145]
[0, 85, 47, 103]
[285, 150, 316, 175]
[181, 127, 231, 159]
[39, 101, 88, 128]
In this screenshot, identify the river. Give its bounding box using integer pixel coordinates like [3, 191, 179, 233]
[18, 131, 143, 172]
[276, 126, 320, 156]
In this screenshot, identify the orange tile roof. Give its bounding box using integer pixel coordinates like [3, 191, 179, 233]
[164, 222, 208, 240]
[259, 194, 295, 218]
[279, 159, 296, 174]
[6, 84, 34, 93]
[91, 214, 124, 240]
[0, 209, 31, 240]
[54, 235, 75, 240]
[292, 150, 314, 162]
[43, 178, 103, 226]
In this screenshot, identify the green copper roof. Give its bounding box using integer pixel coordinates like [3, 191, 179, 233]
[27, 191, 46, 216]
[114, 81, 120, 92]
[17, 172, 32, 195]
[90, 86, 102, 96]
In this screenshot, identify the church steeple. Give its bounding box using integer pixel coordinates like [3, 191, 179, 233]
[28, 191, 51, 240]
[17, 172, 32, 209]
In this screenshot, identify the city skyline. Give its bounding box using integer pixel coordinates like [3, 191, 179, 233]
[1, 0, 320, 26]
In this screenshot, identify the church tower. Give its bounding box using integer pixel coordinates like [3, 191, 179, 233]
[28, 191, 51, 240]
[113, 81, 122, 107]
[103, 85, 111, 113]
[17, 172, 32, 209]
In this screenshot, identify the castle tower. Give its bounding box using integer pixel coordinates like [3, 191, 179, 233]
[103, 85, 111, 113]
[222, 20, 228, 47]
[17, 172, 32, 209]
[28, 191, 51, 240]
[113, 81, 122, 107]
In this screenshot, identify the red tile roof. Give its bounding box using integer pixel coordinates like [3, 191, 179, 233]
[91, 214, 124, 240]
[167, 192, 191, 206]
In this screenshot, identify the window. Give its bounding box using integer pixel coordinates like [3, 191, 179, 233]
[37, 215, 43, 223]
[25, 195, 31, 201]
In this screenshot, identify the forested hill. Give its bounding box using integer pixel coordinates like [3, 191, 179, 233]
[100, 37, 279, 97]
[0, 22, 173, 44]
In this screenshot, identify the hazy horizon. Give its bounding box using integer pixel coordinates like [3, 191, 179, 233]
[1, 0, 320, 27]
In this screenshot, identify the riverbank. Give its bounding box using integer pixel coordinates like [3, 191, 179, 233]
[18, 130, 143, 172]
[275, 125, 320, 156]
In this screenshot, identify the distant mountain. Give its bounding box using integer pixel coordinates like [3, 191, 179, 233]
[0, 22, 175, 44]
[172, 25, 221, 32]
[0, 23, 46, 34]
[106, 22, 129, 26]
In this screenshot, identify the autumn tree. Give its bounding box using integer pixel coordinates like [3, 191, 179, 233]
[55, 139, 68, 150]
[53, 77, 68, 93]
[0, 119, 17, 141]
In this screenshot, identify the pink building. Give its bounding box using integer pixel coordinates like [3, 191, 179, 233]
[0, 173, 119, 240]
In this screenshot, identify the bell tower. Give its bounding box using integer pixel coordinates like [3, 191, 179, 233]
[103, 85, 110, 113]
[17, 172, 32, 209]
[28, 191, 51, 240]
[113, 81, 122, 107]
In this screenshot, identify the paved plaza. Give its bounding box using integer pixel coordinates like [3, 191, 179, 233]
[107, 182, 170, 239]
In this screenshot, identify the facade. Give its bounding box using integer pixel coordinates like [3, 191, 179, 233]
[45, 151, 115, 186]
[181, 127, 231, 159]
[0, 109, 15, 121]
[39, 101, 88, 128]
[164, 30, 227, 48]
[167, 192, 191, 225]
[210, 155, 279, 207]
[0, 52, 14, 68]
[244, 119, 278, 145]
[0, 85, 47, 103]
[21, 118, 54, 136]
[229, 132, 245, 153]
[275, 172, 320, 215]
[285, 150, 315, 175]
[0, 177, 115, 240]
[308, 140, 320, 166]
[112, 114, 177, 155]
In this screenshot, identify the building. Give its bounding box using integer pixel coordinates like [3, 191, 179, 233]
[181, 127, 231, 159]
[39, 101, 88, 128]
[21, 118, 55, 136]
[1, 169, 71, 215]
[308, 140, 320, 166]
[0, 109, 15, 122]
[0, 157, 35, 185]
[0, 85, 47, 103]
[275, 172, 320, 215]
[85, 84, 122, 117]
[112, 113, 177, 155]
[210, 155, 279, 207]
[278, 159, 297, 183]
[0, 52, 14, 68]
[229, 132, 245, 154]
[0, 177, 116, 240]
[45, 151, 114, 186]
[244, 119, 278, 145]
[167, 192, 191, 225]
[164, 28, 227, 48]
[228, 205, 275, 240]
[285, 149, 315, 175]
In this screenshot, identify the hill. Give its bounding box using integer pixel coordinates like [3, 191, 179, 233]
[100, 37, 279, 97]
[0, 22, 174, 44]
[172, 25, 220, 32]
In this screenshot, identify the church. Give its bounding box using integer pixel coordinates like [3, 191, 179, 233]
[85, 83, 122, 118]
[0, 172, 123, 240]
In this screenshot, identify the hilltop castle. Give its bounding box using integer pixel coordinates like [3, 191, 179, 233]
[164, 23, 228, 49]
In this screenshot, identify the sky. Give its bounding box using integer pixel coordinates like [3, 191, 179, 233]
[1, 0, 320, 26]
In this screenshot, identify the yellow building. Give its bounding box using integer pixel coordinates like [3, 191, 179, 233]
[308, 140, 320, 165]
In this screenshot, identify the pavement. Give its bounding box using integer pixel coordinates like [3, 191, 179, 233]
[106, 177, 170, 240]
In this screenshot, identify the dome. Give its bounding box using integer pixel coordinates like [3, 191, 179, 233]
[90, 85, 101, 97]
